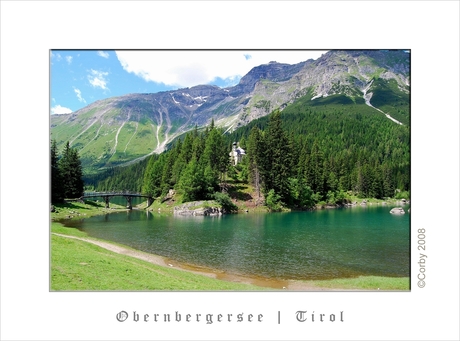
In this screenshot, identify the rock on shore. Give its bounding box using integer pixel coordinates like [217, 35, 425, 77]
[173, 201, 223, 216]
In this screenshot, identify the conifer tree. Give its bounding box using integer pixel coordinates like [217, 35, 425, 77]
[142, 155, 165, 197]
[382, 164, 395, 198]
[51, 139, 64, 203]
[181, 133, 194, 164]
[59, 142, 84, 198]
[308, 140, 324, 195]
[263, 110, 292, 203]
[161, 148, 177, 195]
[202, 127, 228, 189]
[171, 139, 187, 186]
[247, 126, 263, 199]
[178, 158, 203, 202]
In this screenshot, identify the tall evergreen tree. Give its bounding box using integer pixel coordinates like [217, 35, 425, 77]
[178, 158, 203, 202]
[247, 126, 263, 199]
[51, 139, 64, 203]
[142, 155, 165, 197]
[202, 127, 228, 189]
[58, 142, 84, 198]
[171, 139, 187, 186]
[382, 164, 395, 198]
[308, 140, 324, 195]
[262, 110, 292, 202]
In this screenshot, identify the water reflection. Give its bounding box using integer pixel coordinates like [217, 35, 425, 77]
[65, 206, 410, 280]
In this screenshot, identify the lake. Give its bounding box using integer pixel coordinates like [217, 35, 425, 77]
[62, 204, 410, 281]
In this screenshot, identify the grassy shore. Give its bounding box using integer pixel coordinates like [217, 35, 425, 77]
[51, 201, 409, 291]
[51, 223, 267, 291]
[297, 276, 409, 291]
[51, 200, 130, 220]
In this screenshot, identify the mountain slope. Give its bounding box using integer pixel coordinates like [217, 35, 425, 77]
[51, 50, 410, 172]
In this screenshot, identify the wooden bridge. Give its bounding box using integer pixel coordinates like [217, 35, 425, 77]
[80, 192, 154, 209]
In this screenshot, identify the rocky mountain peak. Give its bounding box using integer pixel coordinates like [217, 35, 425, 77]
[51, 50, 410, 172]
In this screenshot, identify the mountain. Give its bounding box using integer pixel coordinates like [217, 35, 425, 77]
[50, 50, 410, 173]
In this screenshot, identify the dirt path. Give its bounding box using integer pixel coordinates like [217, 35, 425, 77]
[53, 232, 168, 267]
[52, 232, 326, 291]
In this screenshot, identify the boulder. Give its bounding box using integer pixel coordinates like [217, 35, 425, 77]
[173, 202, 223, 216]
[390, 207, 405, 214]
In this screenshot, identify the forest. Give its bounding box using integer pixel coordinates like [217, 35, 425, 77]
[85, 97, 410, 211]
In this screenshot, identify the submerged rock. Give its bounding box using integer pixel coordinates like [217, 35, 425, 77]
[390, 207, 405, 214]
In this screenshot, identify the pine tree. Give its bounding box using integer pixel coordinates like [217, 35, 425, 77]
[382, 164, 395, 198]
[308, 140, 324, 195]
[247, 126, 263, 199]
[142, 155, 165, 197]
[51, 139, 64, 203]
[181, 133, 194, 164]
[59, 142, 84, 198]
[203, 164, 218, 198]
[202, 127, 228, 189]
[171, 139, 187, 186]
[160, 149, 176, 195]
[263, 110, 292, 202]
[178, 158, 203, 202]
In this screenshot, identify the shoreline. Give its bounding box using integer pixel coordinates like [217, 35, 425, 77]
[52, 231, 319, 290]
[51, 196, 410, 221]
[51, 228, 408, 291]
[51, 200, 410, 291]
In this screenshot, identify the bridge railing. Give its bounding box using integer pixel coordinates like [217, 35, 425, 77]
[82, 191, 150, 197]
[79, 191, 154, 209]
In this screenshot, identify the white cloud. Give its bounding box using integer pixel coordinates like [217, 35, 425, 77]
[115, 50, 328, 88]
[51, 104, 72, 115]
[88, 69, 109, 90]
[65, 55, 73, 64]
[97, 51, 109, 58]
[73, 87, 86, 103]
[51, 52, 62, 62]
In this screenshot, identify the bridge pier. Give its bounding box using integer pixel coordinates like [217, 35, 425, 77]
[125, 196, 132, 210]
[147, 197, 154, 207]
[104, 196, 110, 208]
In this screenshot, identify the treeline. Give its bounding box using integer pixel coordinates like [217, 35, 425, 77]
[85, 158, 148, 193]
[51, 140, 84, 203]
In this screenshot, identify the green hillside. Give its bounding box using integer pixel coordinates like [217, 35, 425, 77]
[369, 78, 410, 125]
[51, 104, 165, 173]
[87, 89, 410, 209]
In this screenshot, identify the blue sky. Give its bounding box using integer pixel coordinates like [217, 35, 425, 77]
[50, 50, 328, 115]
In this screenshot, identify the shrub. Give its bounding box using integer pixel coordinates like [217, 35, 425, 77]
[395, 190, 410, 200]
[266, 189, 283, 212]
[213, 192, 238, 213]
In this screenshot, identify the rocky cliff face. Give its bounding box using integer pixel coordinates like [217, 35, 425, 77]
[51, 50, 410, 171]
[229, 60, 308, 96]
[295, 50, 409, 100]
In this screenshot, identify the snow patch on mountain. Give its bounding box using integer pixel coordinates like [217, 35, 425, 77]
[362, 80, 403, 125]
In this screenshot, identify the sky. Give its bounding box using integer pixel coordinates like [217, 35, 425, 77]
[50, 50, 328, 115]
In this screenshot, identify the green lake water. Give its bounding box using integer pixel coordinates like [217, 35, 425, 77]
[63, 205, 410, 280]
